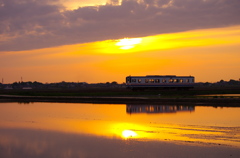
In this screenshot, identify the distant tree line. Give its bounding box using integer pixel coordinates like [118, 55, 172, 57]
[0, 79, 240, 90]
[0, 81, 124, 90]
[195, 79, 240, 87]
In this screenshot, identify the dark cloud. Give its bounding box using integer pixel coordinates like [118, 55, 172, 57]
[0, 0, 240, 51]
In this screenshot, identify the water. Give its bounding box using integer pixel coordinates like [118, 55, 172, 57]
[0, 102, 240, 158]
[198, 94, 240, 97]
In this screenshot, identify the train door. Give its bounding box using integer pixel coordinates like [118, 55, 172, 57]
[126, 77, 131, 83]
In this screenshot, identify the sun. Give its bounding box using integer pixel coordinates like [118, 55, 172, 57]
[116, 38, 142, 50]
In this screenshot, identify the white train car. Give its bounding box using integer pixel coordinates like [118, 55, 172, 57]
[126, 75, 195, 90]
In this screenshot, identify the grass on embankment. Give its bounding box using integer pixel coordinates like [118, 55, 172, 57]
[0, 87, 240, 99]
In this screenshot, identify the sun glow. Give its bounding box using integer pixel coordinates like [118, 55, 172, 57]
[116, 38, 142, 49]
[1, 26, 240, 82]
[62, 0, 107, 10]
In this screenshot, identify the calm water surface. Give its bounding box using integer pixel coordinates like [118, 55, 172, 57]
[0, 102, 240, 158]
[198, 94, 240, 97]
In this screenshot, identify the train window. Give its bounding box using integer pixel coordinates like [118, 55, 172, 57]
[145, 79, 149, 83]
[127, 78, 131, 83]
[180, 79, 183, 83]
[169, 79, 174, 83]
[132, 79, 136, 82]
[186, 79, 189, 83]
[155, 79, 160, 83]
[150, 79, 154, 83]
[138, 79, 141, 83]
[162, 79, 166, 83]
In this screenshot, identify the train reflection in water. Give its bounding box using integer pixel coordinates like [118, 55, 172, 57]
[126, 104, 195, 114]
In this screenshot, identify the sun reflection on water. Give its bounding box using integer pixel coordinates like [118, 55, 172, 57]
[0, 103, 240, 147]
[122, 130, 137, 138]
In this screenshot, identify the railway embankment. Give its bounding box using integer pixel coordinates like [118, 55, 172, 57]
[0, 95, 239, 106]
[0, 87, 240, 106]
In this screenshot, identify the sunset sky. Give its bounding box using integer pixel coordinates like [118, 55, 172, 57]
[1, 0, 240, 83]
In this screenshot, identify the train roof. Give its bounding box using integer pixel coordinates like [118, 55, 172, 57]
[127, 75, 194, 78]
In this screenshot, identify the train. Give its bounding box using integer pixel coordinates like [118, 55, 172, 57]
[126, 75, 195, 90]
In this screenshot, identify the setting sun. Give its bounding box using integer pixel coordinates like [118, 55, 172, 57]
[116, 38, 142, 49]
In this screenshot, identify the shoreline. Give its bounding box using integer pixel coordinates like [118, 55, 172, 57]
[0, 95, 240, 106]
